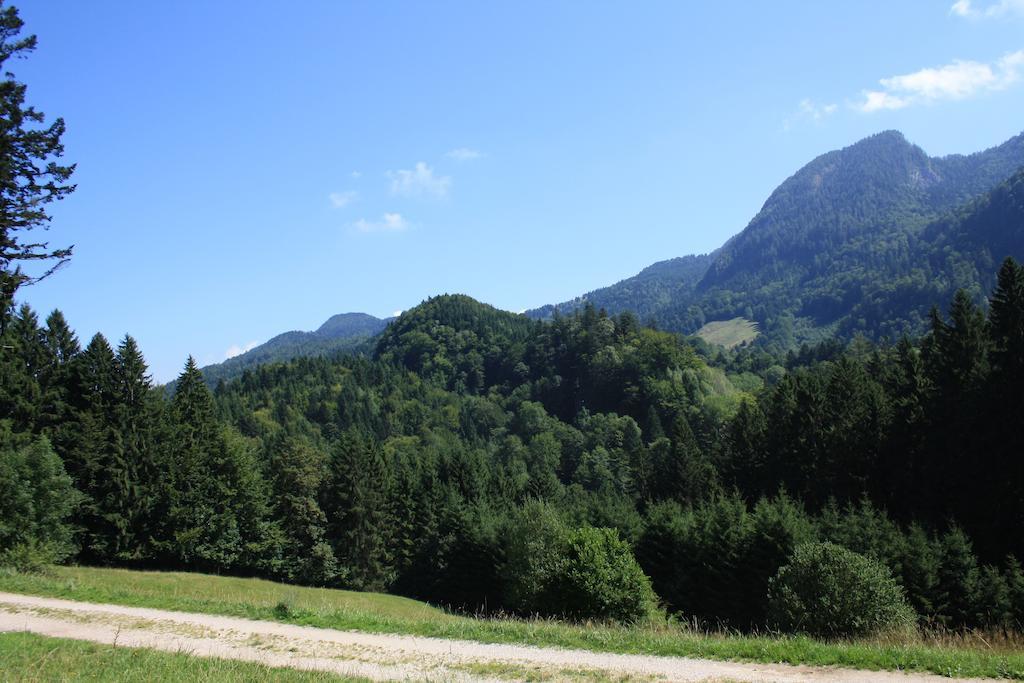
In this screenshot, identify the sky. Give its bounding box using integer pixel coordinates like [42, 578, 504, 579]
[10, 0, 1024, 382]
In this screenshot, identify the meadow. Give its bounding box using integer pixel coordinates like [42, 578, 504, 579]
[1, 566, 1022, 680]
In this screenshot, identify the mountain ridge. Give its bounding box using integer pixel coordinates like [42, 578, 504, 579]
[530, 128, 1024, 346]
[199, 311, 389, 385]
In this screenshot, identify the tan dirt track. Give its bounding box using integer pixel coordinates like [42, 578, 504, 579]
[0, 592, 997, 682]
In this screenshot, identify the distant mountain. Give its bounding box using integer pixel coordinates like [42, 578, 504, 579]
[200, 312, 389, 385]
[527, 253, 717, 328]
[530, 129, 1024, 345]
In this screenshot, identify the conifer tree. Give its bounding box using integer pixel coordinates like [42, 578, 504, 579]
[0, 5, 76, 326]
[163, 357, 244, 569]
[267, 435, 337, 585]
[110, 335, 161, 560]
[324, 431, 394, 591]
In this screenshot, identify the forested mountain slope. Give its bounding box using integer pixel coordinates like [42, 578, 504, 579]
[531, 130, 1024, 346]
[527, 253, 717, 328]
[6, 263, 1024, 630]
[199, 312, 388, 386]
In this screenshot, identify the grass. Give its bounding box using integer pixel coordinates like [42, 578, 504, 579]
[0, 631, 363, 682]
[1, 566, 1023, 680]
[695, 317, 759, 349]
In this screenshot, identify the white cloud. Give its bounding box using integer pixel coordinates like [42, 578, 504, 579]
[857, 49, 1024, 112]
[950, 0, 1024, 18]
[353, 212, 409, 233]
[391, 309, 403, 317]
[350, 170, 362, 179]
[446, 147, 483, 161]
[388, 162, 451, 198]
[860, 90, 911, 112]
[782, 99, 838, 130]
[328, 190, 358, 208]
[225, 340, 259, 359]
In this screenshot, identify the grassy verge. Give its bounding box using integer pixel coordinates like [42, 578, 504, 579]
[0, 631, 362, 682]
[1, 566, 1022, 680]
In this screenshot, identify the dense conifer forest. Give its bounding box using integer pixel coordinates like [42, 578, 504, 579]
[4, 261, 1024, 631]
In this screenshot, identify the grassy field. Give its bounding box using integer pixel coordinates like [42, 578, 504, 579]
[0, 631, 361, 682]
[695, 318, 760, 348]
[1, 566, 1022, 680]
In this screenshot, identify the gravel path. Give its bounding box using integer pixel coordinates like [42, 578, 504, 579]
[0, 592, 995, 682]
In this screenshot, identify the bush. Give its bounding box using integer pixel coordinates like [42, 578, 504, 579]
[0, 437, 80, 565]
[554, 527, 658, 623]
[504, 502, 658, 623]
[768, 541, 915, 638]
[0, 540, 59, 574]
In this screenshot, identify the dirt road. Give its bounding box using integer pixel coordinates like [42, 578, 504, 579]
[0, 592, 995, 682]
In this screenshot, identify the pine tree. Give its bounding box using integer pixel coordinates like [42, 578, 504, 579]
[1, 304, 44, 430]
[985, 258, 1024, 558]
[163, 357, 244, 570]
[267, 435, 337, 585]
[37, 309, 79, 439]
[0, 5, 76, 325]
[936, 526, 981, 628]
[110, 335, 160, 561]
[324, 431, 394, 591]
[64, 333, 119, 562]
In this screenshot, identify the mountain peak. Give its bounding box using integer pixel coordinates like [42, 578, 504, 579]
[315, 312, 386, 337]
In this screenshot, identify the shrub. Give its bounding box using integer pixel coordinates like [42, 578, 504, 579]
[504, 502, 658, 623]
[0, 437, 80, 565]
[503, 501, 570, 616]
[768, 541, 915, 638]
[554, 527, 658, 623]
[0, 540, 59, 574]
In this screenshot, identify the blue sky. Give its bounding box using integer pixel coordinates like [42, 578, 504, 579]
[11, 0, 1024, 382]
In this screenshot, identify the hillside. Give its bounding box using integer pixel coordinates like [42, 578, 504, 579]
[200, 312, 388, 385]
[530, 130, 1024, 345]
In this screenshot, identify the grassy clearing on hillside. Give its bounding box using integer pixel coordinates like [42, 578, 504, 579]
[0, 631, 360, 682]
[695, 318, 759, 348]
[1, 566, 1023, 680]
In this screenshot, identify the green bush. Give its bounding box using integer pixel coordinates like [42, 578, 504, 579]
[0, 540, 59, 574]
[768, 541, 915, 638]
[0, 437, 80, 565]
[504, 502, 658, 623]
[555, 527, 658, 623]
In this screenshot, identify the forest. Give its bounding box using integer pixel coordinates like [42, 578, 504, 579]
[2, 1, 1024, 645]
[3, 258, 1024, 636]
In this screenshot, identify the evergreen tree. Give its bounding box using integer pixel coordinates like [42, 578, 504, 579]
[162, 357, 247, 570]
[324, 431, 394, 591]
[267, 435, 337, 585]
[110, 335, 160, 561]
[0, 5, 76, 325]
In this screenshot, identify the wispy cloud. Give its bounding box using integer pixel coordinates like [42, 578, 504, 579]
[329, 190, 358, 208]
[226, 340, 259, 359]
[350, 170, 362, 179]
[857, 49, 1024, 112]
[446, 147, 483, 161]
[353, 212, 409, 233]
[388, 162, 451, 198]
[950, 0, 1024, 18]
[784, 98, 838, 128]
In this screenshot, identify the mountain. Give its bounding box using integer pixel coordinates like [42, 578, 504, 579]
[527, 253, 717, 329]
[200, 312, 389, 385]
[529, 130, 1024, 345]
